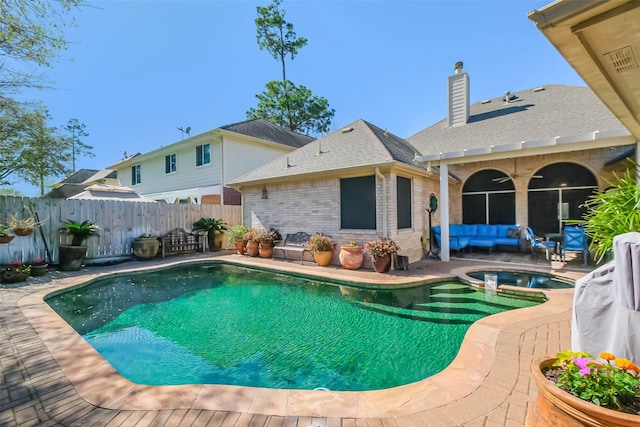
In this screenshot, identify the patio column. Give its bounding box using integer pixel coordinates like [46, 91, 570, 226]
[439, 163, 450, 261]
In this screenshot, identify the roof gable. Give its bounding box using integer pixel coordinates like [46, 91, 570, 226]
[407, 85, 627, 156]
[231, 119, 425, 185]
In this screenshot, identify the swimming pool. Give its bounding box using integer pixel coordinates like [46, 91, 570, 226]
[46, 262, 540, 391]
[467, 270, 574, 289]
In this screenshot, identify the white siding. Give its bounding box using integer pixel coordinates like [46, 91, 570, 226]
[222, 137, 294, 184]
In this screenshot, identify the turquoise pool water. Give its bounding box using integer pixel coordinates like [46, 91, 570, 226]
[467, 270, 574, 289]
[46, 262, 539, 391]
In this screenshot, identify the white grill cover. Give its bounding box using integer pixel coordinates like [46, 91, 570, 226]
[571, 232, 640, 362]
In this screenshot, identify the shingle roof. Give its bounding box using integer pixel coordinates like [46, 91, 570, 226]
[220, 119, 315, 149]
[43, 184, 86, 199]
[407, 85, 626, 155]
[56, 169, 100, 185]
[230, 119, 425, 185]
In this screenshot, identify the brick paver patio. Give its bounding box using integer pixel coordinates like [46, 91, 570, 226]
[1, 252, 587, 426]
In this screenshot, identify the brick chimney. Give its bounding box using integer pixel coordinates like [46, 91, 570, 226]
[447, 61, 469, 128]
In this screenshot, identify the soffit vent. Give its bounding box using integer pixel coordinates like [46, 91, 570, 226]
[605, 46, 639, 73]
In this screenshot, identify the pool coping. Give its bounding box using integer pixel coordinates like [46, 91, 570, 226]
[16, 255, 580, 419]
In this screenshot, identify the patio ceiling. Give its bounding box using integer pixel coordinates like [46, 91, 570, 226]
[528, 0, 640, 140]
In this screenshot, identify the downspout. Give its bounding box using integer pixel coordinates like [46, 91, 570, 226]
[375, 167, 388, 237]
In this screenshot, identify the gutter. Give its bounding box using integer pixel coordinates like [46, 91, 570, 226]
[527, 0, 609, 30]
[375, 167, 388, 238]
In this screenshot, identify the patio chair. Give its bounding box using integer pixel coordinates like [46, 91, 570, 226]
[561, 225, 589, 265]
[524, 227, 556, 260]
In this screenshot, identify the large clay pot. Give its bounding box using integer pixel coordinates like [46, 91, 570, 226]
[245, 240, 259, 257]
[313, 250, 333, 266]
[339, 246, 363, 270]
[132, 237, 160, 259]
[526, 357, 640, 427]
[371, 253, 392, 273]
[207, 232, 224, 252]
[58, 245, 88, 271]
[259, 241, 274, 258]
[234, 240, 246, 255]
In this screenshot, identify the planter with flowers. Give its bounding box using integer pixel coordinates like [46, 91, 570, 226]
[306, 233, 336, 266]
[526, 350, 640, 427]
[339, 241, 363, 270]
[364, 237, 400, 273]
[257, 227, 281, 258]
[228, 225, 248, 255]
[1, 260, 30, 283]
[29, 257, 48, 276]
[0, 224, 14, 244]
[244, 228, 260, 257]
[9, 215, 37, 237]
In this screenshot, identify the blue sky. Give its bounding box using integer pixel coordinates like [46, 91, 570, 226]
[12, 0, 585, 196]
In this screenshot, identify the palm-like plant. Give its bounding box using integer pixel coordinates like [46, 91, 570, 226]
[63, 220, 100, 246]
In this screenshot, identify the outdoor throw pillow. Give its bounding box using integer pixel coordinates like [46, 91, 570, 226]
[507, 228, 521, 238]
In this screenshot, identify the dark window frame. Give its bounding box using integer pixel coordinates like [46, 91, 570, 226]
[196, 143, 211, 167]
[396, 176, 412, 229]
[340, 175, 376, 230]
[165, 153, 177, 174]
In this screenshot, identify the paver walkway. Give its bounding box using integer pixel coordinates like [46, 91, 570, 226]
[1, 252, 587, 426]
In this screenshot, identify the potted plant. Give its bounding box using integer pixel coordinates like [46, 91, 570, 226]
[0, 224, 14, 244]
[192, 218, 228, 252]
[29, 256, 48, 276]
[573, 164, 640, 262]
[9, 214, 37, 236]
[131, 233, 160, 260]
[306, 233, 335, 266]
[257, 227, 281, 258]
[364, 237, 400, 273]
[527, 350, 640, 426]
[339, 241, 363, 270]
[1, 259, 30, 283]
[244, 227, 260, 257]
[58, 219, 100, 271]
[227, 225, 248, 255]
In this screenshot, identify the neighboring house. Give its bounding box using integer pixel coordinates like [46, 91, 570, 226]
[44, 169, 119, 199]
[107, 119, 314, 205]
[231, 63, 635, 264]
[68, 184, 157, 203]
[230, 119, 440, 264]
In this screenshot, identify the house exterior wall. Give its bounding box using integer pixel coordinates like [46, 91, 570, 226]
[222, 138, 294, 185]
[241, 170, 439, 266]
[448, 145, 631, 226]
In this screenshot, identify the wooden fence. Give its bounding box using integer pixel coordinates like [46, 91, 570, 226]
[0, 197, 242, 265]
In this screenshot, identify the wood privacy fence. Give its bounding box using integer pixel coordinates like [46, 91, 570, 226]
[0, 197, 242, 265]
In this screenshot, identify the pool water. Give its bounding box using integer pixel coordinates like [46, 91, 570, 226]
[467, 270, 574, 289]
[46, 263, 539, 391]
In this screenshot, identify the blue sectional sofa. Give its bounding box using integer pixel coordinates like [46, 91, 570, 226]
[432, 224, 522, 253]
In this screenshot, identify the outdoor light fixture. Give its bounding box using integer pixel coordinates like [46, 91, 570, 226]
[262, 187, 268, 199]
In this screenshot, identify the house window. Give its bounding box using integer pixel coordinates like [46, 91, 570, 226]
[165, 154, 177, 174]
[396, 176, 412, 229]
[340, 175, 376, 229]
[131, 164, 141, 185]
[196, 143, 211, 166]
[462, 169, 515, 225]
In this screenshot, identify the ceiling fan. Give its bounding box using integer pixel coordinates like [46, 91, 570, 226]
[492, 174, 543, 184]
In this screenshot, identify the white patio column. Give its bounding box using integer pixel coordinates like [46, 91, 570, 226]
[439, 162, 450, 261]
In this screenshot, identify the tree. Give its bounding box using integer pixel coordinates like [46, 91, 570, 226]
[0, 96, 32, 184]
[64, 118, 93, 171]
[247, 80, 334, 135]
[0, 0, 83, 93]
[255, 0, 307, 82]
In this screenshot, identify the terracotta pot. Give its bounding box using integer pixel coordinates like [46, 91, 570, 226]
[13, 228, 33, 236]
[526, 357, 640, 427]
[234, 240, 246, 255]
[132, 238, 160, 259]
[339, 246, 363, 270]
[371, 253, 392, 273]
[245, 240, 259, 257]
[313, 250, 333, 266]
[29, 264, 48, 276]
[58, 245, 87, 271]
[259, 241, 274, 258]
[206, 232, 224, 252]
